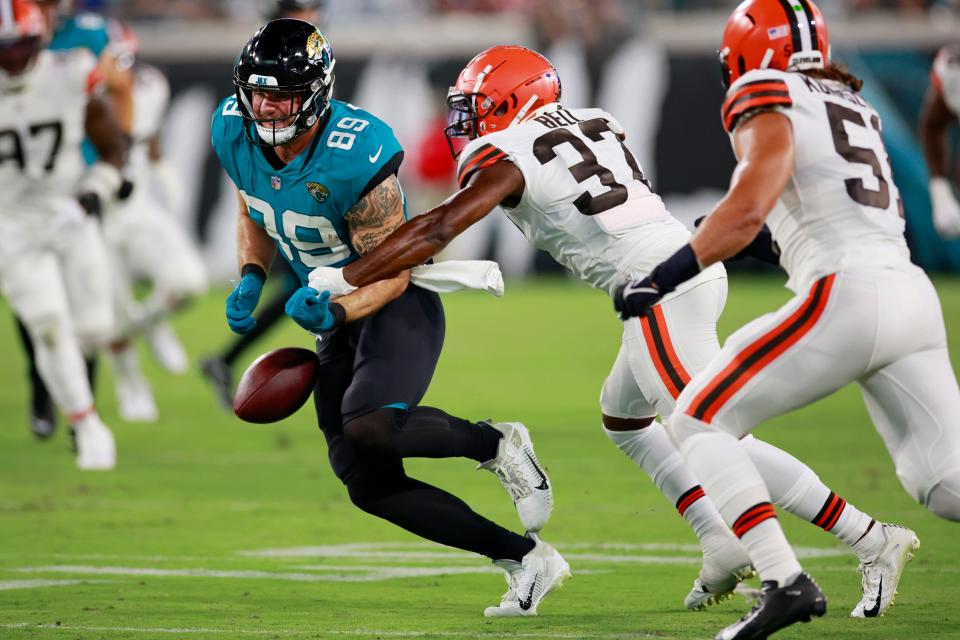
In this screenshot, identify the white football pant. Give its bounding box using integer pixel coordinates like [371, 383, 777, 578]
[0, 213, 114, 415]
[671, 266, 960, 520]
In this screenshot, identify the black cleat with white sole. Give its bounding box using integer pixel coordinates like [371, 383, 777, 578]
[716, 572, 826, 640]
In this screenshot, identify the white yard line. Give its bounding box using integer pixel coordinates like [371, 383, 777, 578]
[0, 579, 111, 591]
[1, 623, 659, 639]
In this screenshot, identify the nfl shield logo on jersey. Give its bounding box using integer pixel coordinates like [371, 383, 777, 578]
[271, 176, 281, 190]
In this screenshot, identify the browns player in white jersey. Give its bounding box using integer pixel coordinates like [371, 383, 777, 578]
[0, 0, 128, 469]
[616, 0, 960, 637]
[305, 44, 909, 615]
[99, 20, 207, 422]
[921, 44, 960, 239]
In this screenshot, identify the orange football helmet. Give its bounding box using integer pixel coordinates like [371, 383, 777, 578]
[719, 0, 829, 88]
[0, 0, 47, 76]
[445, 45, 561, 155]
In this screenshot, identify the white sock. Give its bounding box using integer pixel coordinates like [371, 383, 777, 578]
[604, 423, 734, 550]
[676, 426, 802, 585]
[741, 435, 884, 560]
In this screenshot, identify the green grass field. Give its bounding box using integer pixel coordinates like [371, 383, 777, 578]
[1, 275, 959, 640]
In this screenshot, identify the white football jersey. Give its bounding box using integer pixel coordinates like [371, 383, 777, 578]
[932, 45, 960, 116]
[0, 49, 97, 218]
[723, 69, 910, 293]
[127, 63, 170, 181]
[456, 106, 711, 297]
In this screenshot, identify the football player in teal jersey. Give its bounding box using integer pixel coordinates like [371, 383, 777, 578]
[200, 0, 325, 410]
[211, 19, 569, 617]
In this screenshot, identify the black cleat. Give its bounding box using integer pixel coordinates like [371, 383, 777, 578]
[29, 389, 57, 440]
[200, 356, 235, 410]
[715, 572, 826, 640]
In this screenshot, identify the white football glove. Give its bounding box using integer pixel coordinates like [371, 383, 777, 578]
[307, 266, 357, 297]
[930, 177, 960, 240]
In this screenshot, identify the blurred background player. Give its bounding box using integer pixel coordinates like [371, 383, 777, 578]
[98, 19, 208, 422]
[200, 0, 325, 408]
[309, 44, 914, 616]
[921, 44, 960, 240]
[214, 19, 565, 617]
[617, 0, 959, 637]
[0, 0, 127, 469]
[16, 0, 135, 438]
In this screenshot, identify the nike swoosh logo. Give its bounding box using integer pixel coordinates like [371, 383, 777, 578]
[369, 145, 383, 163]
[864, 576, 882, 617]
[525, 452, 549, 491]
[518, 580, 536, 610]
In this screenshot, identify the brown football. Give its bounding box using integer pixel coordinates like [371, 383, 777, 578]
[233, 347, 319, 423]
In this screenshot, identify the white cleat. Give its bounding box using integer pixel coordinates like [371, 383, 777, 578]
[850, 523, 920, 618]
[110, 348, 159, 423]
[146, 321, 189, 375]
[685, 544, 755, 610]
[73, 414, 116, 471]
[484, 534, 571, 617]
[478, 422, 553, 532]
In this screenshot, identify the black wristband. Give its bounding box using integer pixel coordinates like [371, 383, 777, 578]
[329, 302, 347, 328]
[650, 243, 701, 295]
[241, 263, 267, 283]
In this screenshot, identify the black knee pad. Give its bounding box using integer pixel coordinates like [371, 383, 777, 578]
[343, 408, 398, 454]
[344, 456, 404, 512]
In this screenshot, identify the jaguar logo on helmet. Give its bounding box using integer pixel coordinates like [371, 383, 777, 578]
[306, 181, 329, 203]
[305, 31, 327, 61]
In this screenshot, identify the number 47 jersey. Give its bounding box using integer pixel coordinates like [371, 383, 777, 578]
[456, 106, 710, 298]
[722, 69, 910, 294]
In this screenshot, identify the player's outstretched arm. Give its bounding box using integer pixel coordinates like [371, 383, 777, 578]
[337, 174, 411, 320]
[84, 93, 126, 171]
[920, 86, 960, 239]
[614, 111, 793, 320]
[341, 160, 525, 288]
[100, 51, 135, 134]
[920, 86, 955, 181]
[690, 111, 794, 267]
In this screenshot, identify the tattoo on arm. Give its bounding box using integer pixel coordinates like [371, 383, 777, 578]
[345, 175, 406, 254]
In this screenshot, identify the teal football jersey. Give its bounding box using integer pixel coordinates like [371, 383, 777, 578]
[211, 97, 406, 284]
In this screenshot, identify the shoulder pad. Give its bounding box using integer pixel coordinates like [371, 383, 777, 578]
[722, 69, 793, 133]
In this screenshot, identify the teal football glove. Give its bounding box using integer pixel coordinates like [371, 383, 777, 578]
[225, 269, 265, 334]
[285, 287, 346, 333]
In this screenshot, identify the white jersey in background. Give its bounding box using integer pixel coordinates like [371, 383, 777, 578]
[932, 44, 960, 116]
[455, 106, 723, 298]
[127, 63, 170, 181]
[722, 69, 910, 294]
[101, 61, 206, 423]
[0, 49, 96, 221]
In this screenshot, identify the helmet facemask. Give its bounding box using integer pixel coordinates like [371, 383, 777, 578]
[233, 58, 334, 148]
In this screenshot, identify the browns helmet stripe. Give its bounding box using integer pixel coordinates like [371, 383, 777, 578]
[796, 0, 820, 53]
[774, 0, 803, 56]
